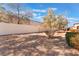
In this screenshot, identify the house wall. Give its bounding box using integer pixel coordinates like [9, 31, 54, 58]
[72, 24, 79, 29]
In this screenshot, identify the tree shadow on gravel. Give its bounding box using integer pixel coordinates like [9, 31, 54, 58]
[0, 35, 79, 56]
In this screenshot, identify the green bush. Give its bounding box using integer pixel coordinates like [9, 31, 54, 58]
[65, 32, 79, 47]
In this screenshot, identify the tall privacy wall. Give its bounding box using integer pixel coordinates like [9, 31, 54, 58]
[0, 23, 45, 35]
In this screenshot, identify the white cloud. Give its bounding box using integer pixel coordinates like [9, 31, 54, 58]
[33, 7, 57, 13]
[36, 16, 43, 19]
[67, 17, 79, 21]
[69, 20, 75, 23]
[67, 17, 79, 27]
[33, 13, 37, 17]
[33, 12, 42, 17]
[34, 15, 43, 19]
[33, 9, 47, 13]
[33, 15, 44, 22]
[51, 8, 57, 11]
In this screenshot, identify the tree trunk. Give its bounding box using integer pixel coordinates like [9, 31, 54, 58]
[45, 28, 55, 38]
[17, 4, 20, 24]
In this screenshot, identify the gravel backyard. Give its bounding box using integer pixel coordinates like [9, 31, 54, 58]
[0, 33, 79, 56]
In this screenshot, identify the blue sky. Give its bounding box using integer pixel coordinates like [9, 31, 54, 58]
[2, 3, 79, 27]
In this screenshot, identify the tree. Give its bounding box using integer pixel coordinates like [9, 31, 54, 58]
[6, 11, 14, 23]
[56, 15, 68, 30]
[0, 4, 6, 22]
[0, 4, 6, 12]
[6, 3, 21, 24]
[43, 8, 68, 38]
[6, 3, 33, 24]
[24, 7, 33, 18]
[43, 8, 58, 38]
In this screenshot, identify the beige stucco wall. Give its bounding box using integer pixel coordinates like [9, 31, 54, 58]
[0, 23, 45, 35]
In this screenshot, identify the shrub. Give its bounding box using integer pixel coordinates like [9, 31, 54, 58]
[70, 34, 79, 49]
[66, 32, 79, 49]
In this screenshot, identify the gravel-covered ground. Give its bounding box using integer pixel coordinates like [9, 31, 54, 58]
[0, 33, 79, 56]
